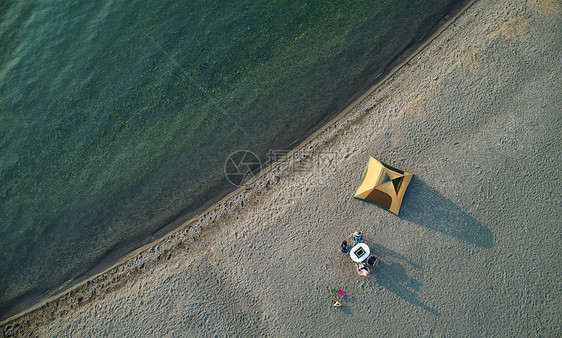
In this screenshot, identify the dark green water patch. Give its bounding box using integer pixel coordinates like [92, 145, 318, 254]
[0, 0, 468, 319]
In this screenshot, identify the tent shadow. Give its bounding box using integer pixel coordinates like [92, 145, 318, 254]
[399, 177, 493, 248]
[372, 254, 439, 316]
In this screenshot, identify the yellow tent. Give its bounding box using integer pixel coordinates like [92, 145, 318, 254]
[354, 157, 413, 215]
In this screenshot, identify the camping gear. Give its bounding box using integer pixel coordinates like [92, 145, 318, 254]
[354, 157, 413, 215]
[338, 231, 378, 277]
[330, 289, 345, 296]
[349, 243, 370, 263]
[367, 256, 379, 267]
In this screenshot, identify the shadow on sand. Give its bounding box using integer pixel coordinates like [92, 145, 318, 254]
[372, 244, 439, 316]
[399, 177, 493, 248]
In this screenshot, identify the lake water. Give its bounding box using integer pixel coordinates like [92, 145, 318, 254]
[0, 0, 467, 319]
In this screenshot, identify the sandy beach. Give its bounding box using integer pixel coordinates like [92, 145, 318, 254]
[2, 0, 561, 336]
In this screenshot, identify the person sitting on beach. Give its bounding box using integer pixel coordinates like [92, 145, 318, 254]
[352, 230, 363, 244]
[340, 240, 351, 253]
[356, 262, 370, 276]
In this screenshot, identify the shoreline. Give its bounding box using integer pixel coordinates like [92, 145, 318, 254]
[3, 0, 561, 335]
[0, 0, 477, 329]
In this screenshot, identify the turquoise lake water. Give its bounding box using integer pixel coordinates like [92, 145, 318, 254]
[0, 0, 466, 318]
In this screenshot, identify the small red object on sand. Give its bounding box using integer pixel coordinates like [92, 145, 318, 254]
[338, 290, 345, 296]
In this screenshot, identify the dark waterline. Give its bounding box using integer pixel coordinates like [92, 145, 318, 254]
[0, 0, 469, 320]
